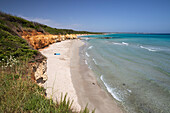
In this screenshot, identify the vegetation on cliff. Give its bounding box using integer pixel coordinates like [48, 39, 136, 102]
[0, 11, 101, 36]
[0, 11, 94, 112]
[0, 28, 38, 61]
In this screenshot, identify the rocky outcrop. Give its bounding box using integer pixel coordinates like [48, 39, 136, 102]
[21, 30, 81, 49]
[29, 58, 47, 86]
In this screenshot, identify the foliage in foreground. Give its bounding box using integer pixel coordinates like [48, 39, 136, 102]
[0, 73, 77, 112]
[0, 59, 94, 113]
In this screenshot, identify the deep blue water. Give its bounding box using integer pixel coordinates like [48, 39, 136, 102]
[81, 34, 170, 113]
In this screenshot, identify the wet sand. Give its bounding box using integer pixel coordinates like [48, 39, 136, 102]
[70, 40, 123, 113]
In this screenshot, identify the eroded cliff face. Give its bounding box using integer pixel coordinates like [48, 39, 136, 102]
[20, 30, 80, 50]
[29, 58, 47, 86]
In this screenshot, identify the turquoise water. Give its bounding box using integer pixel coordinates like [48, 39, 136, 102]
[81, 34, 170, 113]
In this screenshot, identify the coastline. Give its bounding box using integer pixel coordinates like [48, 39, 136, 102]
[40, 39, 123, 112]
[70, 40, 123, 113]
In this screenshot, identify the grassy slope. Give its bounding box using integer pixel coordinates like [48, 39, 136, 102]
[0, 62, 83, 112]
[0, 12, 94, 112]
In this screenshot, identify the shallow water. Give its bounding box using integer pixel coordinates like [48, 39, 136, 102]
[81, 34, 170, 113]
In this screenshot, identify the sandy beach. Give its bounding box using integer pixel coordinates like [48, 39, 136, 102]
[40, 40, 81, 111]
[40, 39, 123, 113]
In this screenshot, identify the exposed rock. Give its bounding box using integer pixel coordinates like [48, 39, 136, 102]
[21, 30, 79, 49]
[30, 59, 47, 86]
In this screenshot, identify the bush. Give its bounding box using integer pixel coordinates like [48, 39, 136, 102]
[0, 29, 37, 62]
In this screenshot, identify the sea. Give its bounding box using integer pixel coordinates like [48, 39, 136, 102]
[80, 34, 170, 113]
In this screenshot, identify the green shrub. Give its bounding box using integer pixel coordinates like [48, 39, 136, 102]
[0, 29, 38, 62]
[0, 19, 5, 24]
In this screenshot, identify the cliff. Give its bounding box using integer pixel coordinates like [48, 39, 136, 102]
[21, 30, 80, 49]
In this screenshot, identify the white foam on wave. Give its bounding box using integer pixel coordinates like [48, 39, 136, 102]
[140, 45, 170, 52]
[85, 38, 89, 41]
[85, 52, 90, 57]
[92, 58, 98, 65]
[140, 46, 157, 52]
[112, 42, 123, 45]
[100, 75, 122, 102]
[112, 42, 129, 46]
[88, 46, 93, 50]
[122, 42, 129, 46]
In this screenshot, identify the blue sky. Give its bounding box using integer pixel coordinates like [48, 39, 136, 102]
[0, 0, 170, 33]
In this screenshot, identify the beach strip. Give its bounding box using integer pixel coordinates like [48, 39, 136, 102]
[40, 40, 81, 111]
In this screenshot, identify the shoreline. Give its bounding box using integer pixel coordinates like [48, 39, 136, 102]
[40, 39, 123, 112]
[70, 40, 123, 113]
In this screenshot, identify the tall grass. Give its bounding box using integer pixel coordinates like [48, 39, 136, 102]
[0, 58, 94, 113]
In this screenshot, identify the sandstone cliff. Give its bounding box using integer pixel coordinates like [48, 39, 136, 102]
[20, 30, 80, 50]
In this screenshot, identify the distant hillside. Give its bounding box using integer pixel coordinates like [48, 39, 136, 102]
[0, 11, 100, 37]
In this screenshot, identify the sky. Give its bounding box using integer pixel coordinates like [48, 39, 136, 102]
[0, 0, 170, 33]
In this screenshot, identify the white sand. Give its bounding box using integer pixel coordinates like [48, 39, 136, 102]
[40, 40, 81, 111]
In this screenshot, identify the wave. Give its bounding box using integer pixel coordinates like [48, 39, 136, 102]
[140, 46, 157, 52]
[112, 42, 129, 46]
[85, 38, 89, 41]
[122, 42, 129, 46]
[140, 45, 170, 52]
[88, 46, 93, 50]
[100, 75, 122, 102]
[92, 58, 98, 65]
[85, 52, 90, 57]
